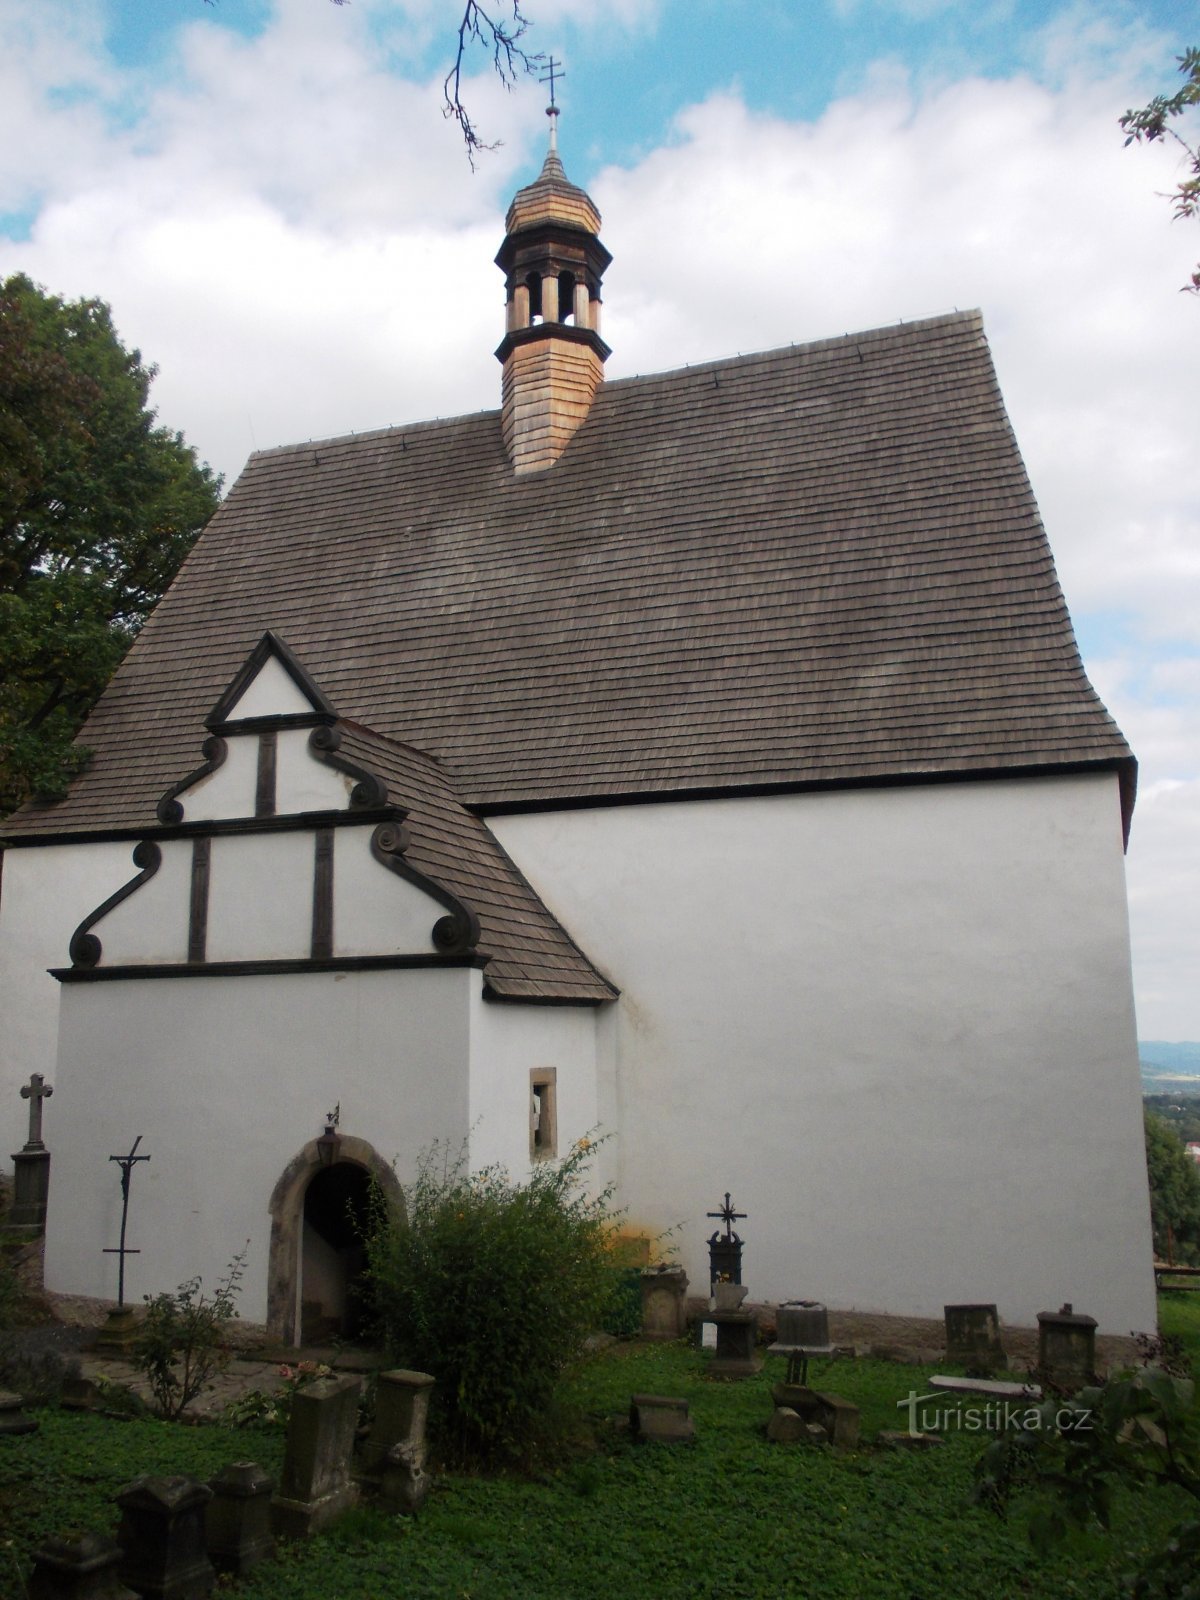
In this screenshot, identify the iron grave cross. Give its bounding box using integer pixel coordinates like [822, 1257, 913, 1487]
[20, 1072, 53, 1150]
[104, 1134, 151, 1309]
[706, 1192, 747, 1243]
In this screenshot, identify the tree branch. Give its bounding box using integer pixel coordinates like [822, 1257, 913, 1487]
[445, 2, 543, 167]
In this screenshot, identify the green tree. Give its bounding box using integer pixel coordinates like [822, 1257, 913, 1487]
[1121, 47, 1200, 294]
[0, 274, 220, 816]
[1145, 1110, 1200, 1266]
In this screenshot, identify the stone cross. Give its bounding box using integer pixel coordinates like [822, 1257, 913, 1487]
[20, 1072, 53, 1149]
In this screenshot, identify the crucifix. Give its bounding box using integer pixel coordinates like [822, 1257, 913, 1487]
[104, 1135, 151, 1310]
[19, 1072, 53, 1150]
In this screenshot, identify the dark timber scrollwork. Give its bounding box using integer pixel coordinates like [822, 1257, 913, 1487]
[308, 726, 390, 809]
[370, 822, 481, 955]
[68, 841, 163, 968]
[156, 735, 228, 824]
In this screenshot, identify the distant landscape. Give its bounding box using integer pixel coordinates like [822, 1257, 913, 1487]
[1140, 1040, 1200, 1095]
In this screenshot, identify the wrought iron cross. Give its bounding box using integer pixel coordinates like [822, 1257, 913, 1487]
[706, 1192, 747, 1242]
[539, 56, 563, 107]
[19, 1072, 53, 1149]
[104, 1135, 151, 1309]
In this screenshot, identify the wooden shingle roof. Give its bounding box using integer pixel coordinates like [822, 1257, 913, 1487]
[333, 723, 616, 1003]
[4, 310, 1131, 843]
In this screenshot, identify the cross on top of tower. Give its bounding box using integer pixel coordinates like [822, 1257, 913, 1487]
[540, 57, 564, 153]
[540, 56, 563, 109]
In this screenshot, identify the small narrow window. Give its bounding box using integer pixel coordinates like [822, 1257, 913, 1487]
[530, 1068, 557, 1160]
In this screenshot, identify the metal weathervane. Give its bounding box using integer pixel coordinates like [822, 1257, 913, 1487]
[104, 1135, 151, 1309]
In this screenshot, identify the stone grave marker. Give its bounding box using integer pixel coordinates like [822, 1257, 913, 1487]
[0, 1388, 39, 1435]
[943, 1303, 1007, 1376]
[1037, 1303, 1098, 1388]
[639, 1264, 689, 1339]
[27, 1533, 136, 1600]
[630, 1393, 696, 1443]
[270, 1372, 361, 1539]
[361, 1368, 436, 1515]
[115, 1475, 214, 1600]
[206, 1462, 275, 1577]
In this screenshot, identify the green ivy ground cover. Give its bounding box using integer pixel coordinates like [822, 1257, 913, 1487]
[3, 1330, 1195, 1600]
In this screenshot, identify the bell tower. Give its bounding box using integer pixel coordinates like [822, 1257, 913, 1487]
[495, 80, 611, 473]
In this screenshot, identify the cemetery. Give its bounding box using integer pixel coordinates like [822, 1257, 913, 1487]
[2, 1161, 1198, 1600]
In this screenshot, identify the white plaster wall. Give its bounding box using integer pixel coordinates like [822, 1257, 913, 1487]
[333, 828, 449, 956]
[466, 994, 600, 1177]
[88, 840, 192, 966]
[275, 730, 353, 815]
[47, 967, 472, 1321]
[178, 736, 259, 822]
[491, 774, 1157, 1333]
[0, 841, 143, 1158]
[207, 832, 314, 961]
[226, 655, 315, 720]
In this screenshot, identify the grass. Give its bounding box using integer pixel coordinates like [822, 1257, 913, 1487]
[3, 1303, 1198, 1599]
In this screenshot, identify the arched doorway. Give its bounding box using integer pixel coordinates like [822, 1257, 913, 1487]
[267, 1135, 404, 1347]
[301, 1161, 373, 1344]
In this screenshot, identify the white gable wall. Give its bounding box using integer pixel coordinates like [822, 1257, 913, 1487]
[0, 841, 144, 1150]
[491, 772, 1157, 1333]
[222, 654, 318, 721]
[47, 966, 473, 1321]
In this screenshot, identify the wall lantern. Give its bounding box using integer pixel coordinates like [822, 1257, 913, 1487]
[317, 1102, 341, 1168]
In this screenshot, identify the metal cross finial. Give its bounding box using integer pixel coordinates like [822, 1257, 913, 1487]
[706, 1192, 747, 1242]
[539, 56, 564, 109]
[19, 1072, 53, 1149]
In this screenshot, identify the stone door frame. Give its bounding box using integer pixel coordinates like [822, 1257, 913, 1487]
[266, 1134, 404, 1345]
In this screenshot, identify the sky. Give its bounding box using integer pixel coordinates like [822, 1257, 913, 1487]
[1, 0, 1197, 1040]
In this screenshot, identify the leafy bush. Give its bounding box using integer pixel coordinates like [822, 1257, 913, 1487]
[974, 1361, 1200, 1597]
[132, 1247, 246, 1419]
[366, 1139, 621, 1466]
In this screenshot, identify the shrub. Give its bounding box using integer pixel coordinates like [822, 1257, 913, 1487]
[365, 1138, 621, 1466]
[132, 1247, 246, 1419]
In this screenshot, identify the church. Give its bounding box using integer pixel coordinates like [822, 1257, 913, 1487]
[0, 118, 1157, 1342]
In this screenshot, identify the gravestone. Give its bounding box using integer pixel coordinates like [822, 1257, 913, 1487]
[0, 1388, 39, 1435]
[115, 1475, 214, 1600]
[707, 1309, 761, 1378]
[361, 1368, 435, 1515]
[270, 1373, 360, 1539]
[640, 1264, 689, 1339]
[766, 1382, 860, 1450]
[9, 1072, 53, 1231]
[206, 1462, 275, 1577]
[630, 1393, 696, 1443]
[944, 1303, 1007, 1376]
[27, 1534, 137, 1600]
[1037, 1303, 1098, 1388]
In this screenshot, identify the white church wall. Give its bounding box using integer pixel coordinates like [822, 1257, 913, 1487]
[206, 832, 314, 961]
[333, 828, 454, 956]
[176, 736, 259, 822]
[466, 995, 600, 1177]
[491, 772, 1157, 1333]
[46, 966, 473, 1322]
[275, 730, 353, 814]
[85, 840, 193, 966]
[0, 840, 143, 1158]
